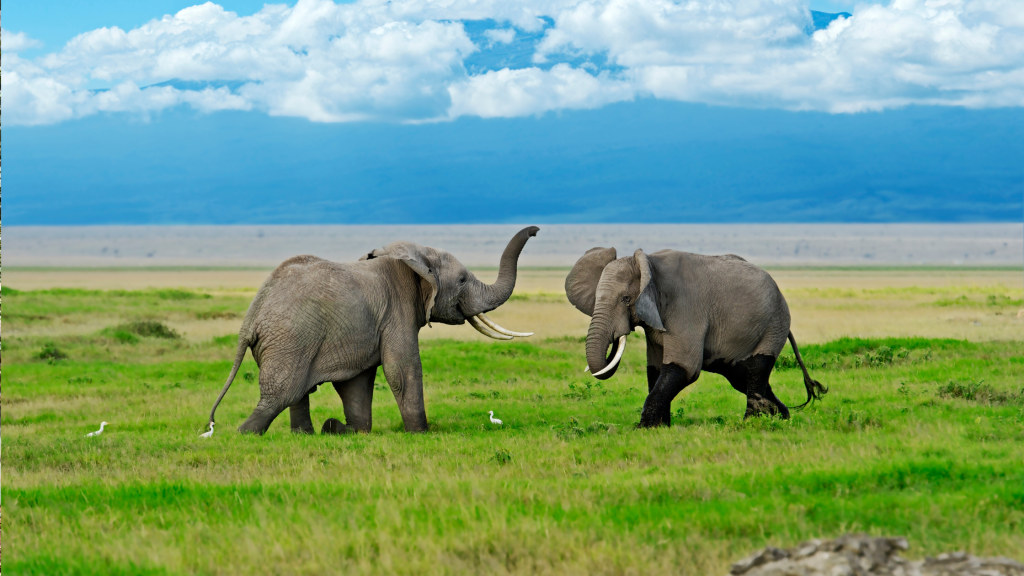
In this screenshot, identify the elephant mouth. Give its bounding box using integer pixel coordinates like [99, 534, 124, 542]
[466, 313, 533, 341]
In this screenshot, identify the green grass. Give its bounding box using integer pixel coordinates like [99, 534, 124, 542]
[3, 286, 1024, 574]
[5, 333, 1024, 575]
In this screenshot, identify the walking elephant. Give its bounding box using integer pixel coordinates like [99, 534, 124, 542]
[208, 226, 540, 435]
[565, 247, 826, 427]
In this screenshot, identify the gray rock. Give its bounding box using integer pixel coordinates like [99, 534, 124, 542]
[730, 535, 1024, 576]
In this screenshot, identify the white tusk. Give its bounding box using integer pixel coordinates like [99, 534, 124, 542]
[468, 315, 513, 340]
[477, 313, 533, 337]
[591, 335, 627, 377]
[584, 366, 590, 373]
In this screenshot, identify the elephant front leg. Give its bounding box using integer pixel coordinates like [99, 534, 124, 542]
[382, 351, 428, 433]
[639, 363, 694, 428]
[289, 392, 315, 434]
[646, 339, 664, 394]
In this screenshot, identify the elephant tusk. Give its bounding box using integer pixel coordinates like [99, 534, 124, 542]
[584, 365, 590, 372]
[468, 315, 513, 340]
[477, 313, 533, 338]
[592, 335, 627, 377]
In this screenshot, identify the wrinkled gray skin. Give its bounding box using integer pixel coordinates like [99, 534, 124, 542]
[209, 226, 540, 435]
[566, 247, 825, 427]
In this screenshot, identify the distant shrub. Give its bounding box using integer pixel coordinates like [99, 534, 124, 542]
[196, 310, 240, 320]
[937, 379, 988, 401]
[104, 321, 180, 341]
[212, 334, 237, 346]
[156, 289, 211, 300]
[243, 371, 256, 383]
[109, 330, 140, 344]
[937, 379, 1020, 405]
[120, 321, 180, 339]
[492, 448, 514, 464]
[1, 286, 21, 296]
[37, 344, 68, 362]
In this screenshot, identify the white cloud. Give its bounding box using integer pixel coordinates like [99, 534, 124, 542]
[484, 28, 516, 46]
[2, 28, 43, 51]
[449, 64, 634, 117]
[4, 0, 1024, 125]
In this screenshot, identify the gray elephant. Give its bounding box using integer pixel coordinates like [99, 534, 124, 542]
[208, 226, 540, 435]
[565, 247, 825, 427]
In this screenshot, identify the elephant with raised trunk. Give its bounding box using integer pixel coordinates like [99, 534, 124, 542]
[565, 247, 826, 427]
[208, 226, 540, 435]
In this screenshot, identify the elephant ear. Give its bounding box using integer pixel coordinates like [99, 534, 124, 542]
[633, 249, 665, 332]
[565, 247, 617, 317]
[376, 242, 439, 323]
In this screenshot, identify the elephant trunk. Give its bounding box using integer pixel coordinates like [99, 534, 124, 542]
[461, 226, 539, 316]
[586, 315, 624, 380]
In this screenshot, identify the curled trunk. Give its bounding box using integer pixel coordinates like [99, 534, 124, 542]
[461, 226, 539, 316]
[586, 318, 622, 380]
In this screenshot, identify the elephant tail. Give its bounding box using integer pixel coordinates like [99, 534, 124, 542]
[788, 331, 827, 410]
[208, 337, 250, 425]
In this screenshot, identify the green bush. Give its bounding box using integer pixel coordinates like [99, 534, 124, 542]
[155, 289, 211, 301]
[116, 321, 180, 339]
[37, 344, 68, 362]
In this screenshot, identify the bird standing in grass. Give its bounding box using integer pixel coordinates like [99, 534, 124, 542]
[488, 411, 503, 425]
[200, 422, 215, 438]
[85, 422, 108, 437]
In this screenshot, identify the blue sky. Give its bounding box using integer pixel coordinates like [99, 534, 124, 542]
[3, 0, 1023, 224]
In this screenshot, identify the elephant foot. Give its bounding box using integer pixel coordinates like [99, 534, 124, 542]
[321, 418, 355, 435]
[638, 404, 669, 428]
[744, 394, 789, 419]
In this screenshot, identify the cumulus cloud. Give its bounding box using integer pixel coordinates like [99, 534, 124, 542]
[2, 28, 43, 51]
[3, 0, 1024, 125]
[449, 64, 634, 117]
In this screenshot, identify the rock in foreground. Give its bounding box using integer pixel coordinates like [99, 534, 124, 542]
[730, 534, 1024, 576]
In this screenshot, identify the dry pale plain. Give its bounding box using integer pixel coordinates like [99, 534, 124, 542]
[5, 268, 1022, 344]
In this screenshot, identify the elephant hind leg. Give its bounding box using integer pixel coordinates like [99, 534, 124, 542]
[729, 354, 789, 420]
[240, 359, 313, 435]
[239, 395, 291, 435]
[328, 366, 377, 434]
[289, 392, 315, 434]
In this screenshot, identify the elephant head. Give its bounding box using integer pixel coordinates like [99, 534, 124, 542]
[363, 226, 540, 338]
[566, 247, 664, 380]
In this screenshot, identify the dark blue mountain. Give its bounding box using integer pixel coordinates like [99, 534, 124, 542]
[5, 100, 1022, 224]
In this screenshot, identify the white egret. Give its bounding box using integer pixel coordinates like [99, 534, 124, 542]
[85, 422, 108, 437]
[200, 422, 215, 438]
[488, 411, 503, 425]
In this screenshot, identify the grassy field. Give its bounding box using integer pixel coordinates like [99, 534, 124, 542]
[3, 272, 1024, 575]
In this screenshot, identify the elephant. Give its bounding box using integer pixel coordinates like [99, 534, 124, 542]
[565, 247, 826, 427]
[208, 226, 540, 435]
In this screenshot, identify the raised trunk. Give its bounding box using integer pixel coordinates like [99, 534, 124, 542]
[586, 316, 620, 380]
[461, 226, 539, 316]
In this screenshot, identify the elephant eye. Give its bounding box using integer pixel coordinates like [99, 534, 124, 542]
[459, 276, 466, 284]
[621, 295, 631, 303]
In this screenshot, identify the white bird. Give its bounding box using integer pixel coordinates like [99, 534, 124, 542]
[200, 422, 215, 438]
[488, 411, 503, 425]
[85, 422, 108, 437]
